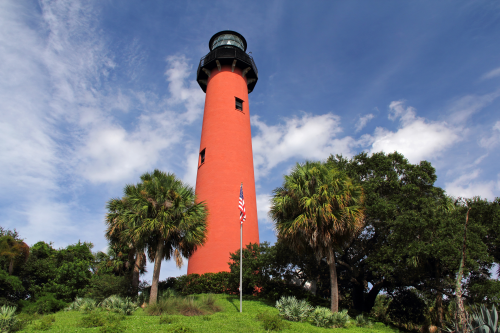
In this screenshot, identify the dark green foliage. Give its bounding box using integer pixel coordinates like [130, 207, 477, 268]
[173, 272, 235, 295]
[387, 289, 426, 325]
[370, 294, 391, 323]
[85, 275, 131, 302]
[19, 241, 94, 302]
[328, 152, 500, 317]
[0, 270, 23, 305]
[229, 243, 267, 295]
[256, 312, 290, 331]
[18, 292, 66, 314]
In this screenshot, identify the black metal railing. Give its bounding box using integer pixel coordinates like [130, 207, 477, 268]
[197, 47, 258, 78]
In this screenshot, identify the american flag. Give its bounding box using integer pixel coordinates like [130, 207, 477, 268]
[239, 184, 246, 224]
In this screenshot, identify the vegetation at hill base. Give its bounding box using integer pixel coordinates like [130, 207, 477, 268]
[1, 152, 500, 332]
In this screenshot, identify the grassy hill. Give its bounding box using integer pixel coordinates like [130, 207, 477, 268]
[18, 294, 401, 333]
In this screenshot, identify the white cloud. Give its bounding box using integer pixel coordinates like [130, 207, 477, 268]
[251, 113, 360, 178]
[256, 194, 273, 226]
[445, 169, 498, 200]
[479, 121, 500, 149]
[481, 66, 500, 80]
[448, 91, 500, 124]
[370, 101, 460, 163]
[0, 0, 204, 248]
[355, 113, 375, 132]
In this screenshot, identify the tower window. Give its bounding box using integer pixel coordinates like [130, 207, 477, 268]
[235, 97, 243, 111]
[199, 149, 206, 166]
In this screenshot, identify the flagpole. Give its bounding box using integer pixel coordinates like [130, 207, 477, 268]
[240, 217, 242, 313]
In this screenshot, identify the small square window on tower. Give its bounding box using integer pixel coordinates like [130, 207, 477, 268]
[235, 97, 243, 111]
[199, 148, 206, 167]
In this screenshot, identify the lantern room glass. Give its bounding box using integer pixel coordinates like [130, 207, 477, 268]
[211, 34, 245, 51]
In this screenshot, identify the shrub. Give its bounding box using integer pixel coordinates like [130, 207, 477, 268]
[100, 295, 138, 315]
[32, 315, 55, 331]
[160, 315, 178, 325]
[173, 273, 235, 295]
[160, 288, 177, 299]
[66, 297, 97, 312]
[275, 296, 313, 322]
[387, 289, 426, 326]
[85, 275, 131, 302]
[146, 295, 221, 317]
[355, 314, 373, 327]
[19, 293, 66, 314]
[330, 309, 350, 328]
[99, 321, 124, 333]
[256, 312, 290, 331]
[79, 312, 106, 328]
[262, 279, 328, 307]
[445, 304, 500, 333]
[178, 296, 204, 316]
[309, 306, 335, 328]
[0, 305, 18, 332]
[370, 294, 391, 323]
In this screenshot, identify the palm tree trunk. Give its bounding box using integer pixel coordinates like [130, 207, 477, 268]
[149, 241, 164, 305]
[436, 292, 443, 327]
[8, 260, 14, 275]
[132, 252, 143, 296]
[327, 245, 339, 313]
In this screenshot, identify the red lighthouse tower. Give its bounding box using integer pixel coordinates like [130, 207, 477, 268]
[187, 31, 260, 274]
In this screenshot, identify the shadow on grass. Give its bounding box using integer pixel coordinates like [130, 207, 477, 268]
[227, 296, 240, 312]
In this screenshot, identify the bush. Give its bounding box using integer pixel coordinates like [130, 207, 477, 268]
[146, 294, 221, 317]
[160, 315, 178, 325]
[160, 288, 177, 299]
[100, 295, 138, 315]
[79, 312, 106, 328]
[0, 305, 18, 332]
[32, 315, 55, 331]
[275, 296, 313, 322]
[262, 279, 328, 307]
[387, 289, 426, 326]
[330, 309, 350, 328]
[19, 293, 66, 314]
[173, 273, 235, 295]
[370, 294, 391, 322]
[355, 314, 373, 327]
[85, 275, 131, 302]
[256, 312, 290, 331]
[99, 321, 124, 333]
[66, 297, 97, 312]
[309, 306, 335, 328]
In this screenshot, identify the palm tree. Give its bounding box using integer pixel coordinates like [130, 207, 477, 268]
[270, 161, 365, 312]
[0, 235, 29, 275]
[105, 197, 147, 295]
[127, 170, 208, 304]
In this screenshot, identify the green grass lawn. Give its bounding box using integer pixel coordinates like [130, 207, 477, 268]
[18, 294, 401, 333]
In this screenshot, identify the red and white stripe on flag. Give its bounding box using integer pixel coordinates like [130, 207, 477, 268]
[239, 184, 246, 224]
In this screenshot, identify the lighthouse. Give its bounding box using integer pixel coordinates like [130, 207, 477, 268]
[187, 31, 260, 274]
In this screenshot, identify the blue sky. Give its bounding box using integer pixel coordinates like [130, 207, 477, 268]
[2, 0, 500, 283]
